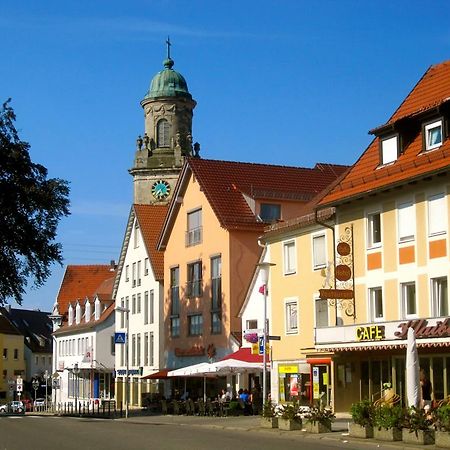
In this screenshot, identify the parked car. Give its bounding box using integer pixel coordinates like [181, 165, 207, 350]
[0, 401, 25, 414]
[34, 398, 46, 407]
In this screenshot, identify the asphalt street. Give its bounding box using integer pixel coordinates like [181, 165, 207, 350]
[0, 415, 427, 450]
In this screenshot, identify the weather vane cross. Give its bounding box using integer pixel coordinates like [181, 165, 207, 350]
[166, 36, 171, 59]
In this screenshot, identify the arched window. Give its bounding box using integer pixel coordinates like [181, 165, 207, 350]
[157, 119, 170, 147]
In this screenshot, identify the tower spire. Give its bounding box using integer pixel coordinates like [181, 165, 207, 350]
[166, 36, 171, 60]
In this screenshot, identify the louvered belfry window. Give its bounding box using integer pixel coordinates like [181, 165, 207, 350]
[157, 119, 170, 147]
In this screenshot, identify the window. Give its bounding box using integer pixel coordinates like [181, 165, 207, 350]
[137, 293, 141, 314]
[285, 300, 298, 334]
[35, 356, 38, 365]
[401, 282, 417, 318]
[315, 298, 329, 328]
[283, 240, 296, 275]
[367, 212, 381, 247]
[312, 234, 326, 269]
[211, 256, 222, 334]
[144, 258, 149, 276]
[424, 119, 443, 151]
[136, 334, 141, 366]
[246, 319, 258, 330]
[132, 262, 136, 287]
[260, 203, 281, 223]
[144, 333, 149, 366]
[157, 119, 170, 147]
[132, 294, 136, 314]
[2, 370, 6, 380]
[125, 265, 129, 282]
[398, 201, 415, 242]
[144, 292, 148, 325]
[13, 349, 18, 360]
[380, 135, 398, 165]
[2, 348, 7, 359]
[188, 314, 203, 336]
[369, 287, 383, 321]
[134, 221, 140, 248]
[149, 332, 154, 366]
[186, 209, 202, 246]
[149, 290, 154, 324]
[137, 260, 142, 286]
[110, 336, 115, 355]
[170, 267, 180, 337]
[428, 193, 446, 236]
[187, 261, 202, 297]
[132, 335, 136, 366]
[431, 277, 448, 317]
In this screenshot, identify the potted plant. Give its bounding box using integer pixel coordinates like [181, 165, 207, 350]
[373, 404, 403, 441]
[277, 403, 302, 431]
[434, 404, 450, 448]
[349, 399, 375, 438]
[402, 406, 434, 445]
[304, 406, 335, 433]
[260, 401, 278, 428]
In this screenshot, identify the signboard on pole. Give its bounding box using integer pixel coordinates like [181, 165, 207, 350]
[114, 332, 126, 344]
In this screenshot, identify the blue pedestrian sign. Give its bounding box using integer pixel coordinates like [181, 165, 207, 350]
[259, 336, 265, 355]
[114, 332, 126, 344]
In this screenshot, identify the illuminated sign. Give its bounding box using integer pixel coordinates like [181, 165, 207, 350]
[356, 325, 385, 341]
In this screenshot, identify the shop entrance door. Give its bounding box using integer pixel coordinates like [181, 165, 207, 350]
[312, 365, 331, 407]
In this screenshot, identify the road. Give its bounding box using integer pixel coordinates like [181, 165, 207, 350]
[0, 415, 421, 450]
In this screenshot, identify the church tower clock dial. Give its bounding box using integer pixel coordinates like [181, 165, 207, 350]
[151, 179, 171, 200]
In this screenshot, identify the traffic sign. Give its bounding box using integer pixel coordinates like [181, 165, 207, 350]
[16, 384, 23, 393]
[114, 332, 126, 344]
[16, 376, 23, 386]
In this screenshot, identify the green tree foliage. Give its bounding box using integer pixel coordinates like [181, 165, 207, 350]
[0, 99, 70, 305]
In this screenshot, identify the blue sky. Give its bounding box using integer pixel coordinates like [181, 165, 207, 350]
[3, 0, 450, 312]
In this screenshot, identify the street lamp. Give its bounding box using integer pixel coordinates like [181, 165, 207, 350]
[32, 378, 39, 406]
[115, 305, 130, 419]
[257, 261, 275, 404]
[73, 363, 80, 413]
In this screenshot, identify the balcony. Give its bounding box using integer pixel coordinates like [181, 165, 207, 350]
[185, 227, 202, 247]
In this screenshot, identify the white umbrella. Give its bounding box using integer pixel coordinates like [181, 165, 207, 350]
[210, 358, 264, 375]
[167, 362, 215, 377]
[406, 327, 421, 409]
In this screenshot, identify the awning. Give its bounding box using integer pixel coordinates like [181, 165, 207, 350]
[220, 347, 269, 363]
[141, 369, 170, 379]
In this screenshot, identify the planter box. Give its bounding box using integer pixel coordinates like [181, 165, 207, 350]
[402, 429, 434, 445]
[436, 431, 450, 448]
[305, 421, 332, 434]
[349, 423, 373, 438]
[260, 417, 278, 429]
[278, 418, 302, 431]
[374, 427, 402, 441]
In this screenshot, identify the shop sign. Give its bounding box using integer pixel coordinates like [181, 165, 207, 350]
[312, 367, 320, 400]
[278, 365, 298, 374]
[356, 325, 385, 341]
[335, 264, 351, 282]
[174, 345, 205, 357]
[319, 288, 353, 299]
[395, 319, 450, 339]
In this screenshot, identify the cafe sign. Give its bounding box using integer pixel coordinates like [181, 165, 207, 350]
[356, 325, 385, 341]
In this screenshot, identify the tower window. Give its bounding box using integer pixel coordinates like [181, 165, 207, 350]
[157, 119, 170, 147]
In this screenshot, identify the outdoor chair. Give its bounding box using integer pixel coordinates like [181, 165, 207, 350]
[187, 398, 196, 415]
[172, 400, 181, 415]
[161, 399, 168, 415]
[197, 399, 206, 416]
[205, 399, 215, 416]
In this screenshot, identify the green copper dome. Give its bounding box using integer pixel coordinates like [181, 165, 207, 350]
[144, 58, 192, 100]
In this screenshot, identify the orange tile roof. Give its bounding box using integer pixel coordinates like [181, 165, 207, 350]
[320, 61, 450, 206]
[134, 204, 167, 281]
[188, 158, 348, 230]
[56, 265, 116, 316]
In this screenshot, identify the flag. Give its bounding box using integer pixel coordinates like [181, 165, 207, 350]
[259, 284, 267, 295]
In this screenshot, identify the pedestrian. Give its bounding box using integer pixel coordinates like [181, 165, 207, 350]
[420, 369, 432, 408]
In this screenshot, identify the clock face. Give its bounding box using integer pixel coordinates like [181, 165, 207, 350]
[151, 179, 171, 200]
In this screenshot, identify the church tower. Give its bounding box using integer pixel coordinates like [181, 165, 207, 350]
[130, 39, 198, 204]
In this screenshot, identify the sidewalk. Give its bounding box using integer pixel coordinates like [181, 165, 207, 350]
[116, 414, 427, 449]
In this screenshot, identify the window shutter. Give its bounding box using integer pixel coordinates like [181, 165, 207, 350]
[428, 193, 446, 236]
[398, 202, 415, 241]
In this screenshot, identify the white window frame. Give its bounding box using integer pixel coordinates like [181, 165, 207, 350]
[312, 233, 327, 269]
[137, 260, 142, 286]
[186, 208, 202, 247]
[315, 296, 329, 328]
[424, 119, 443, 151]
[144, 258, 149, 276]
[431, 277, 448, 317]
[380, 134, 399, 165]
[282, 240, 296, 275]
[400, 282, 417, 319]
[284, 298, 298, 335]
[428, 193, 446, 237]
[368, 287, 384, 322]
[367, 211, 382, 248]
[398, 201, 415, 242]
[134, 221, 140, 248]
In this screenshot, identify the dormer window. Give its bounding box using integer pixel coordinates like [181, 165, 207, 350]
[380, 134, 399, 165]
[260, 203, 281, 223]
[94, 298, 101, 321]
[75, 302, 82, 324]
[68, 305, 74, 326]
[424, 119, 443, 151]
[85, 301, 91, 323]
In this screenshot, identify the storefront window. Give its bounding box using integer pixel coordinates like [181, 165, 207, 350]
[278, 365, 310, 405]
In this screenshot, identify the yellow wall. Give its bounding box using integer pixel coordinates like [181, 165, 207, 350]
[0, 333, 25, 394]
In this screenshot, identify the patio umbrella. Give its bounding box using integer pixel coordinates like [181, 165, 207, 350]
[406, 327, 421, 409]
[209, 358, 264, 375]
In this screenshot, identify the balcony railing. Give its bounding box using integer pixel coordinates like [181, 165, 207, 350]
[185, 227, 202, 247]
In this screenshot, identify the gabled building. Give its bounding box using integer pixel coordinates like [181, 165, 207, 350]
[157, 157, 348, 375]
[113, 204, 168, 407]
[316, 61, 450, 412]
[51, 264, 117, 406]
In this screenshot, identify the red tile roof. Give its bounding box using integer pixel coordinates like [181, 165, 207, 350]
[134, 204, 167, 281]
[320, 61, 450, 206]
[57, 265, 116, 316]
[220, 347, 267, 363]
[188, 158, 348, 230]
